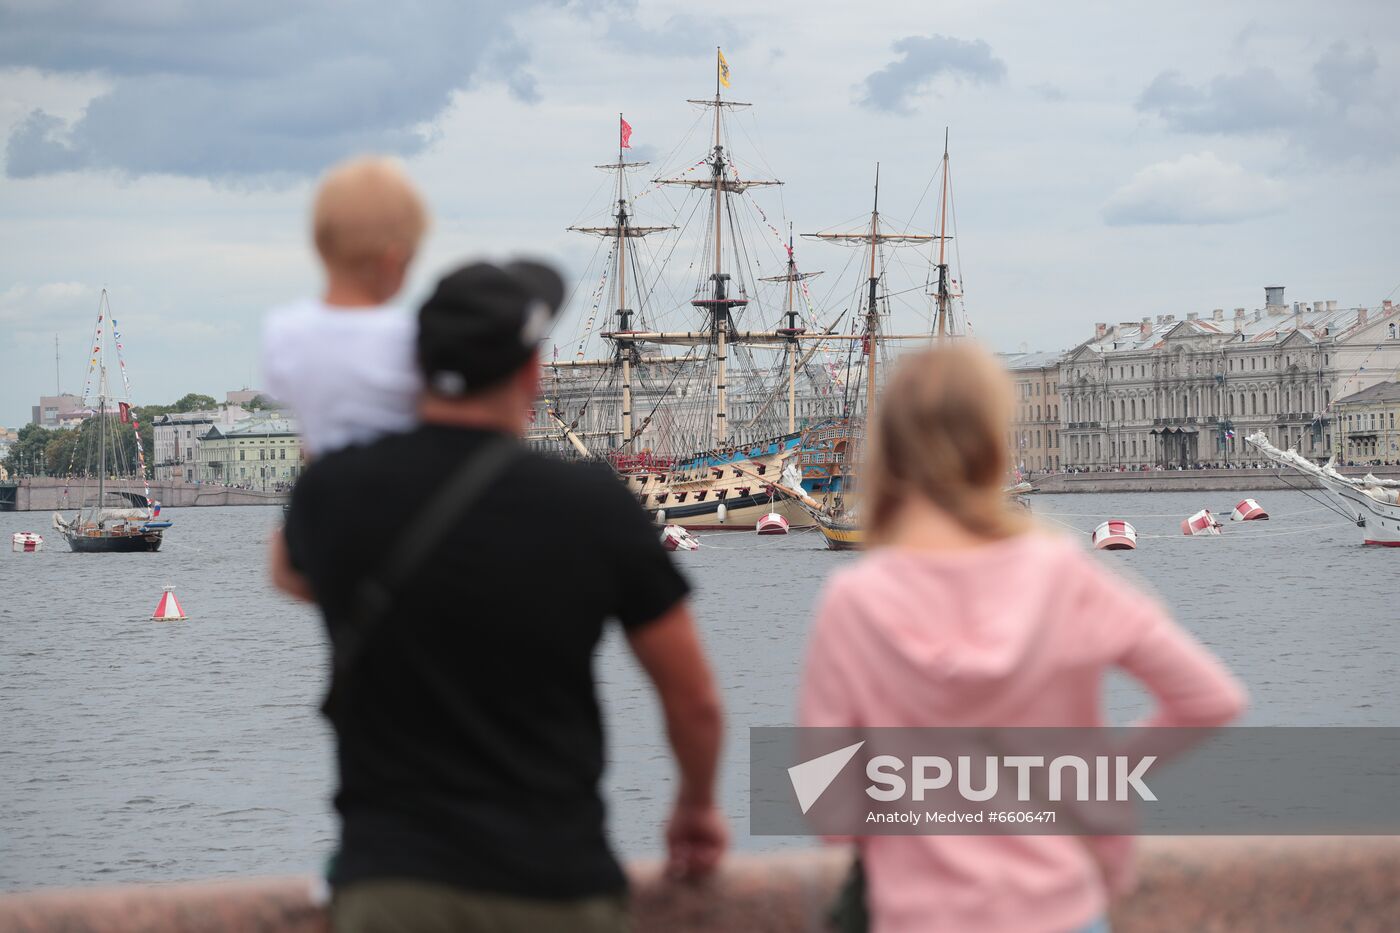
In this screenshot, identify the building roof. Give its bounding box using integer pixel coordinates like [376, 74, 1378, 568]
[1074, 303, 1384, 358]
[1004, 350, 1064, 371]
[1335, 381, 1400, 407]
[204, 415, 298, 439]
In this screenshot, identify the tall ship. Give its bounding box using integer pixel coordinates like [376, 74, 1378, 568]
[533, 54, 979, 537]
[536, 50, 856, 529]
[52, 291, 171, 552]
[800, 146, 961, 549]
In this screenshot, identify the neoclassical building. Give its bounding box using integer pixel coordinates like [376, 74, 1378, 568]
[1005, 351, 1063, 472]
[1060, 290, 1400, 470]
[195, 416, 302, 487]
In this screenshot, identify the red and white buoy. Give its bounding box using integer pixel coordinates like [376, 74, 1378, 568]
[660, 524, 698, 552]
[1092, 520, 1138, 550]
[11, 531, 43, 553]
[755, 512, 790, 536]
[1230, 498, 1269, 521]
[1181, 509, 1222, 536]
[151, 586, 187, 621]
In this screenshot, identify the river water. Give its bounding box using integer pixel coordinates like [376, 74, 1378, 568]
[2, 491, 1395, 890]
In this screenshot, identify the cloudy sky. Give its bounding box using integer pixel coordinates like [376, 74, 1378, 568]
[2, 0, 1397, 425]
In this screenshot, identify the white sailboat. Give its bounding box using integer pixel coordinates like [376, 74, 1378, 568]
[1245, 432, 1400, 546]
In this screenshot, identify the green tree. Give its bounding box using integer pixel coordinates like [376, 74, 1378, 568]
[246, 394, 276, 411]
[172, 393, 217, 413]
[3, 424, 53, 476]
[44, 417, 143, 477]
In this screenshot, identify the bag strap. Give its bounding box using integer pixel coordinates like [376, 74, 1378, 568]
[322, 435, 519, 716]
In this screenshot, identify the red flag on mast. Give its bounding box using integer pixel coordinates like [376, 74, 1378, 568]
[620, 116, 633, 150]
[118, 401, 131, 424]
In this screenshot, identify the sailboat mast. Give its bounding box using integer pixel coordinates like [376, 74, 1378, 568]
[935, 129, 951, 340]
[616, 115, 633, 450]
[786, 228, 797, 434]
[712, 47, 729, 447]
[96, 364, 107, 514]
[865, 165, 881, 428]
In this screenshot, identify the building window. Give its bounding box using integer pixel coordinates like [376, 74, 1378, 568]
[239, 450, 245, 460]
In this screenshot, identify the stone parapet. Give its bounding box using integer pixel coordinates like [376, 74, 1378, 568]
[4, 838, 1400, 931]
[2, 477, 286, 511]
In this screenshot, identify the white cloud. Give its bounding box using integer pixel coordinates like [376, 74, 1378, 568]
[0, 281, 93, 327]
[1102, 152, 1287, 226]
[1, 0, 1399, 424]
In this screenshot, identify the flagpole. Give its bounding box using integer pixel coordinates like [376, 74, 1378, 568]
[716, 46, 721, 99]
[619, 112, 624, 164]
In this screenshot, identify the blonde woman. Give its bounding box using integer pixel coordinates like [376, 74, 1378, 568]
[799, 342, 1246, 933]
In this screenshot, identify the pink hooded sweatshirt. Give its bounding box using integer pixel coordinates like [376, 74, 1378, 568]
[799, 531, 1246, 933]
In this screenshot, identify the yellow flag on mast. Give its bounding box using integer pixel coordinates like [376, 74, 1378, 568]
[718, 48, 731, 88]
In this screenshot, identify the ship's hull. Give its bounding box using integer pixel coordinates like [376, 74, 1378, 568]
[1325, 481, 1400, 546]
[649, 491, 813, 531]
[64, 530, 163, 553]
[624, 431, 850, 531]
[816, 515, 863, 551]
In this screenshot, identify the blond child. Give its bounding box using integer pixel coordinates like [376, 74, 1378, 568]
[261, 156, 429, 455]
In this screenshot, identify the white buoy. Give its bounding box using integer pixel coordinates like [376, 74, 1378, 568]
[11, 532, 43, 553]
[1091, 520, 1137, 550]
[660, 525, 698, 552]
[756, 512, 790, 536]
[1230, 498, 1269, 521]
[717, 503, 727, 524]
[1181, 509, 1222, 536]
[151, 586, 187, 621]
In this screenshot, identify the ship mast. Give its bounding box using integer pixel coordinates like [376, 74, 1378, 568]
[761, 224, 821, 433]
[96, 363, 107, 518]
[568, 117, 673, 451]
[654, 49, 781, 448]
[933, 129, 953, 340]
[616, 118, 634, 448]
[711, 53, 728, 447]
[865, 166, 881, 426]
[803, 167, 936, 425]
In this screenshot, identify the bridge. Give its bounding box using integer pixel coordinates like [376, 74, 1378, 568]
[0, 477, 287, 511]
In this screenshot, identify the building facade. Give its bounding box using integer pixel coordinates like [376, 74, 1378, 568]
[530, 363, 845, 457]
[1334, 381, 1400, 464]
[194, 416, 302, 487]
[225, 388, 267, 407]
[152, 408, 252, 482]
[1060, 290, 1400, 470]
[1005, 351, 1063, 473]
[31, 393, 88, 428]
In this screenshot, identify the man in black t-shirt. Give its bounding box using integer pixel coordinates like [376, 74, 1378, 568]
[272, 261, 726, 933]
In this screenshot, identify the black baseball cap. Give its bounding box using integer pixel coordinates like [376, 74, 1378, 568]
[417, 259, 566, 395]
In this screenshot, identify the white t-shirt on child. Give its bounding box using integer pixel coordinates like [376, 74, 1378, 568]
[261, 299, 421, 456]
